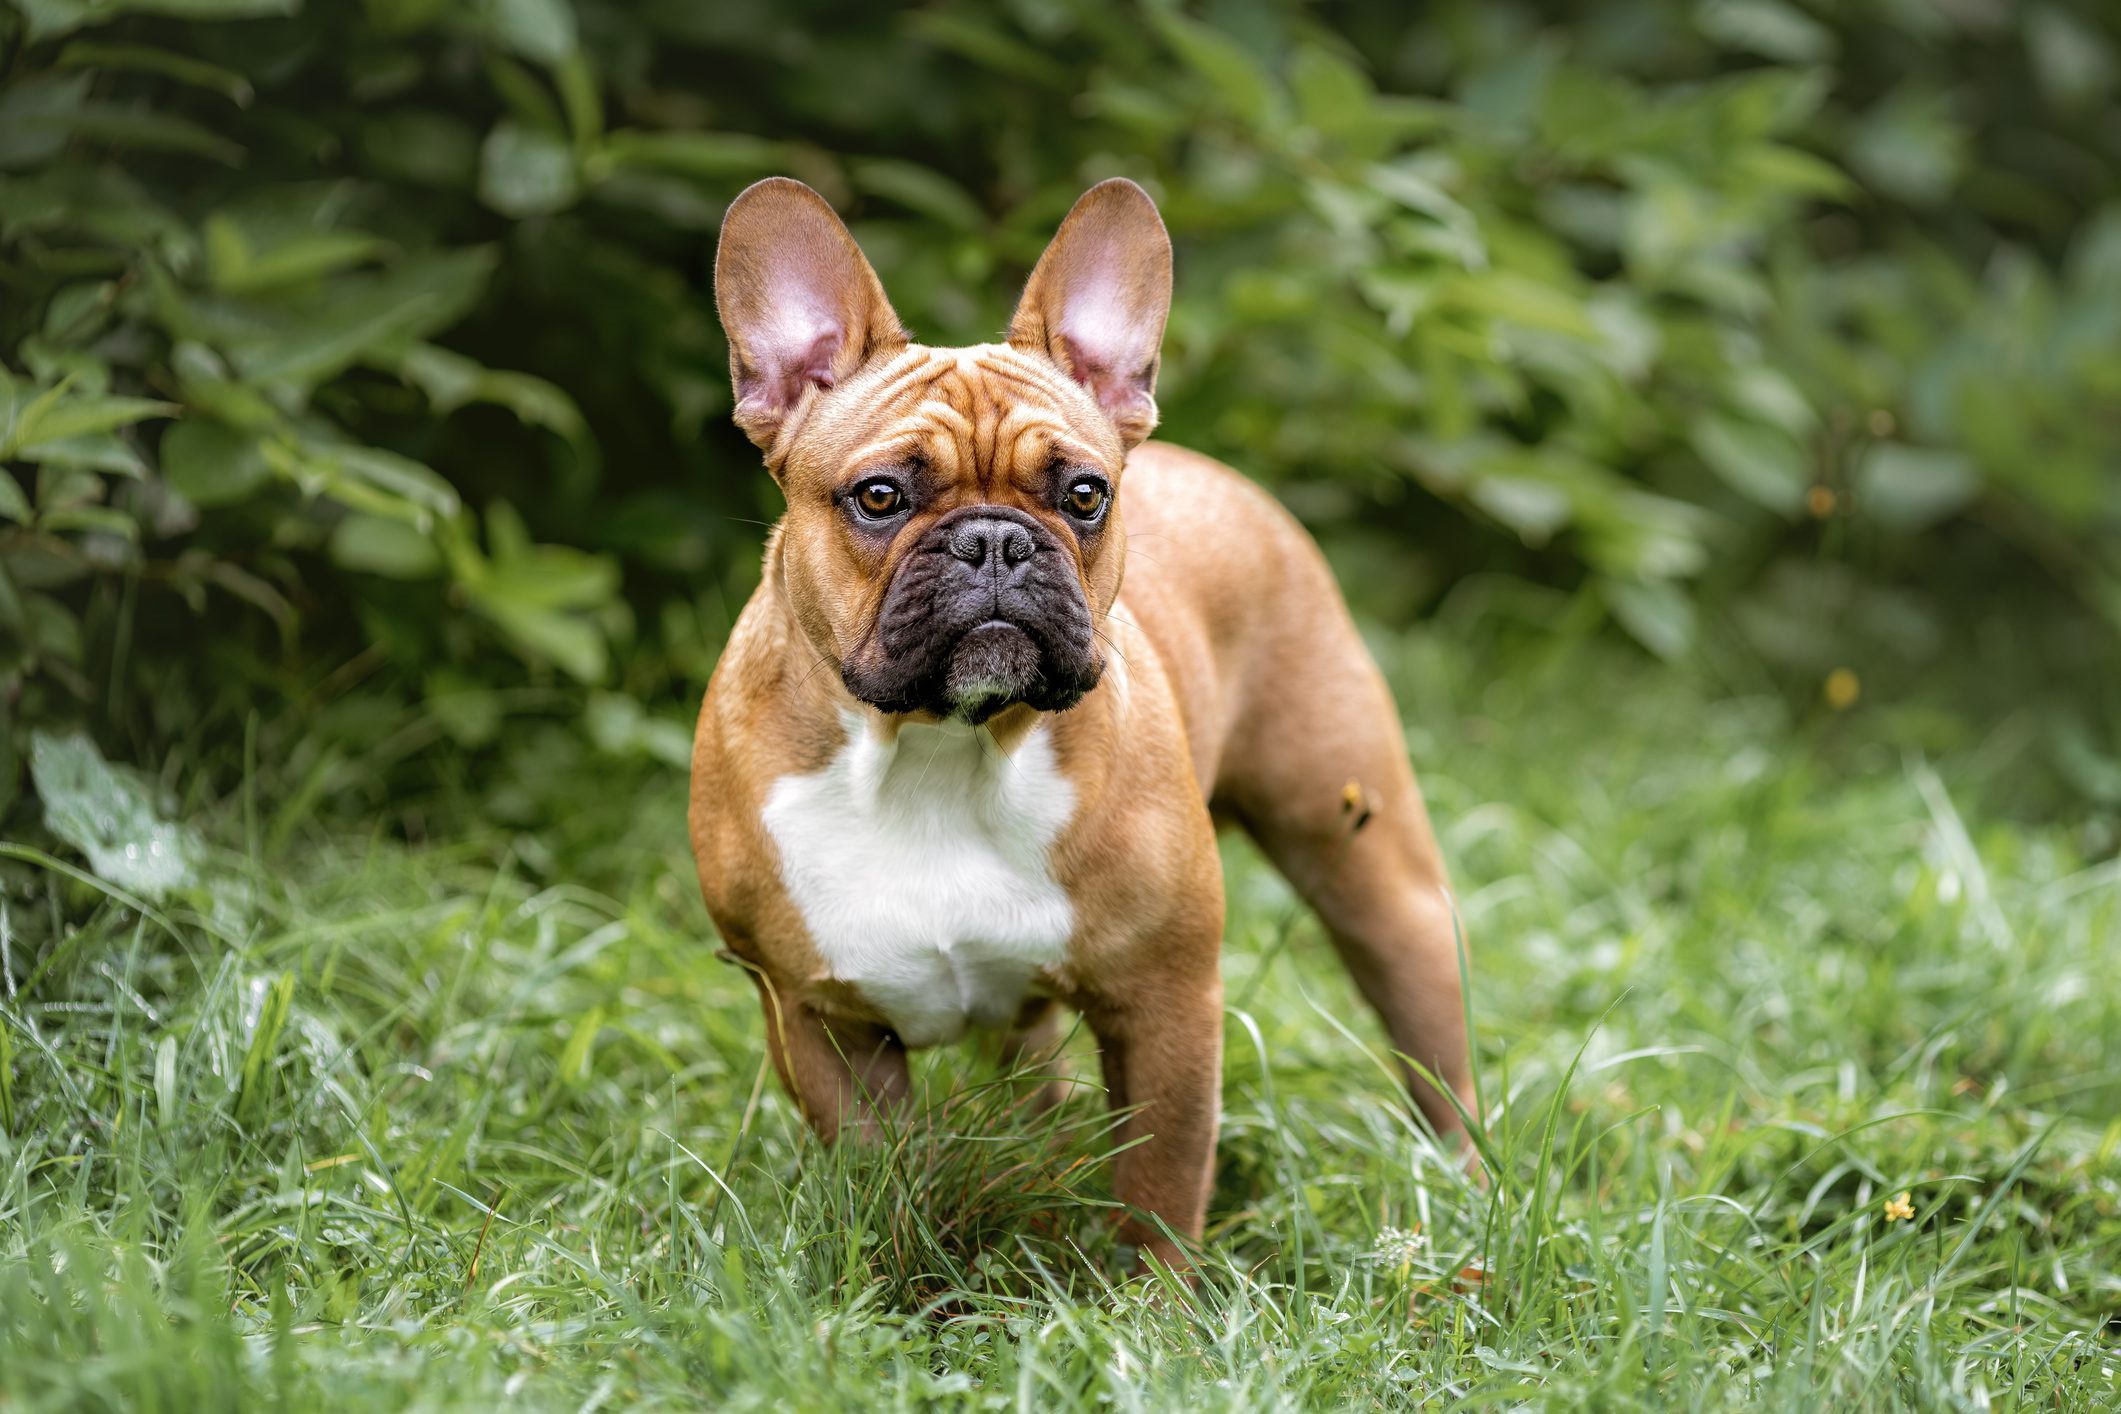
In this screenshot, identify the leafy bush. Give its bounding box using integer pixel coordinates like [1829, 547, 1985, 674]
[2, 0, 2118, 826]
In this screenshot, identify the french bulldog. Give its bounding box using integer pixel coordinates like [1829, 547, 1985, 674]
[691, 176, 1475, 1269]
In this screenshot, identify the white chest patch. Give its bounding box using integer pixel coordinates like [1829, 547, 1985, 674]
[760, 713, 1077, 1047]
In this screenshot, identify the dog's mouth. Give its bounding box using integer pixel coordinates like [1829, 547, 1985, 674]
[945, 621, 1042, 708]
[844, 615, 1101, 724]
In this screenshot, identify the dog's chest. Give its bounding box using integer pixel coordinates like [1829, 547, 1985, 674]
[759, 715, 1076, 1047]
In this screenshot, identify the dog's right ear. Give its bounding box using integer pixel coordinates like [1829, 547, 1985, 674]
[715, 178, 907, 456]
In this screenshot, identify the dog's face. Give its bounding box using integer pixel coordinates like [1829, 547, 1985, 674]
[714, 179, 1172, 723]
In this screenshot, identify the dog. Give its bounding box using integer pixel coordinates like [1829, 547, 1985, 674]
[690, 176, 1475, 1269]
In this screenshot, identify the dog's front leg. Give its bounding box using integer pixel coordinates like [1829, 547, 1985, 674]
[743, 972, 909, 1143]
[1088, 969, 1224, 1273]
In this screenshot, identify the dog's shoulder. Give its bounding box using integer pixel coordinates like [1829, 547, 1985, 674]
[1123, 441, 1316, 555]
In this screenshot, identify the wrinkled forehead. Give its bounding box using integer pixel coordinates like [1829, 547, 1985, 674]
[788, 343, 1123, 486]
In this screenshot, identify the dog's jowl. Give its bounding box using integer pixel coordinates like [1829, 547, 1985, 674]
[690, 176, 1476, 1270]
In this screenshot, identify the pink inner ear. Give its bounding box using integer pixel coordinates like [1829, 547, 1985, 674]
[742, 322, 845, 419]
[1059, 331, 1150, 423]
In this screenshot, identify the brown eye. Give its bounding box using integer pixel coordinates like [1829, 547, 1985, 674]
[1063, 478, 1108, 521]
[853, 480, 904, 519]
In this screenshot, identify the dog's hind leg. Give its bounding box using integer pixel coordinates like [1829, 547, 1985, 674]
[1212, 585, 1476, 1142]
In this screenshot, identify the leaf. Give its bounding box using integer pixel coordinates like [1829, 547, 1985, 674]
[337, 446, 461, 520]
[205, 216, 387, 293]
[1849, 89, 1964, 205]
[37, 465, 104, 511]
[1725, 367, 1818, 438]
[159, 418, 272, 506]
[475, 542, 618, 611]
[23, 590, 85, 662]
[23, 103, 245, 166]
[1290, 44, 1377, 139]
[329, 513, 444, 578]
[2, 391, 176, 459]
[392, 343, 587, 439]
[28, 728, 200, 900]
[1731, 143, 1854, 200]
[0, 472, 29, 522]
[469, 0, 578, 66]
[556, 52, 602, 147]
[585, 691, 693, 768]
[1697, 0, 1835, 63]
[395, 343, 484, 410]
[1690, 415, 1808, 516]
[0, 166, 193, 259]
[214, 248, 499, 391]
[168, 340, 281, 431]
[0, 73, 92, 170]
[458, 506, 617, 680]
[56, 41, 255, 105]
[480, 601, 608, 682]
[2025, 5, 2117, 110]
[43, 280, 117, 344]
[1580, 491, 1715, 581]
[40, 505, 139, 539]
[274, 438, 462, 528]
[1602, 578, 1698, 660]
[1448, 270, 1596, 337]
[1468, 475, 1573, 544]
[479, 120, 579, 217]
[1367, 162, 1485, 265]
[1855, 443, 1981, 531]
[848, 159, 987, 232]
[19, 0, 296, 46]
[15, 433, 149, 478]
[1152, 10, 1277, 123]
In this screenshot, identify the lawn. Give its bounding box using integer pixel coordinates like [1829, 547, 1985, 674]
[1, 610, 2116, 1411]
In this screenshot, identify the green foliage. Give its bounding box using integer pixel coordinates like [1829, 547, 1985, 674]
[1, 0, 2119, 820]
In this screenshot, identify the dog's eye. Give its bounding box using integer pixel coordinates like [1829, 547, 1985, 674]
[853, 480, 905, 519]
[1062, 478, 1108, 521]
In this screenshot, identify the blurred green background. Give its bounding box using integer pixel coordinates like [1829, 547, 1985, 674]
[3, 0, 2119, 828]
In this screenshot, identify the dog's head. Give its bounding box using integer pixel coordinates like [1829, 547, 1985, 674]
[713, 177, 1171, 724]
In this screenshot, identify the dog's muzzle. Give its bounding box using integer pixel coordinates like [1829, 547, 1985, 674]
[842, 505, 1102, 722]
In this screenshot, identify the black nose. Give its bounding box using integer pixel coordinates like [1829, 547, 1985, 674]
[947, 517, 1035, 568]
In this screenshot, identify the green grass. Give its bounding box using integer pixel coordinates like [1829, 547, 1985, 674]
[2, 612, 2117, 1410]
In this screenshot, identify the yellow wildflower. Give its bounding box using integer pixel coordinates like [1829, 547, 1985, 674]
[1883, 1191, 1914, 1223]
[1824, 668, 1860, 711]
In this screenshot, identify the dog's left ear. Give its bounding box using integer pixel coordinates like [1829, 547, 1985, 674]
[1008, 179, 1173, 449]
